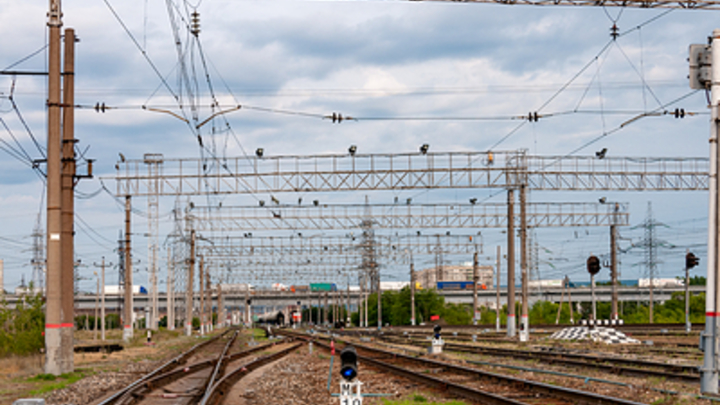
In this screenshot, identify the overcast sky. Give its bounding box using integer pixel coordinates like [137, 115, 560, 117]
[0, 0, 716, 293]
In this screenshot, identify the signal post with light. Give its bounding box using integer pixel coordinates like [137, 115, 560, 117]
[430, 325, 444, 354]
[339, 346, 362, 405]
[586, 255, 601, 325]
[686, 251, 700, 333]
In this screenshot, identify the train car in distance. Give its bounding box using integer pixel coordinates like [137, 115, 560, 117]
[103, 285, 147, 295]
[310, 283, 337, 292]
[290, 285, 309, 293]
[437, 281, 477, 290]
[255, 310, 286, 326]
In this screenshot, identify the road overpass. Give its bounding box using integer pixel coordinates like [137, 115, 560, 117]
[3, 285, 703, 316]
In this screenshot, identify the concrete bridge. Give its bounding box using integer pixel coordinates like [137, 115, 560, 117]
[3, 285, 703, 316]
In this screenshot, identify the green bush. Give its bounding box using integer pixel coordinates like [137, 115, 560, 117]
[0, 288, 45, 356]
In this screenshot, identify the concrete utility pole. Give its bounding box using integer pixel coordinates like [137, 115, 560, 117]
[245, 285, 250, 326]
[611, 203, 619, 323]
[92, 258, 109, 341]
[324, 291, 328, 326]
[506, 189, 516, 338]
[376, 271, 382, 330]
[60, 26, 76, 372]
[123, 196, 134, 341]
[167, 248, 174, 330]
[472, 252, 479, 325]
[205, 271, 211, 332]
[346, 283, 351, 326]
[519, 184, 529, 342]
[186, 230, 195, 336]
[199, 255, 205, 336]
[94, 276, 99, 340]
[410, 262, 416, 326]
[701, 29, 720, 394]
[217, 281, 224, 328]
[44, 0, 65, 375]
[496, 246, 501, 332]
[101, 258, 106, 340]
[686, 249, 692, 334]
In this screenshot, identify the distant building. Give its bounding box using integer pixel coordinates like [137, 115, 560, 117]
[416, 264, 494, 290]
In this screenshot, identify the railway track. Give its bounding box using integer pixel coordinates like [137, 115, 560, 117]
[285, 330, 648, 405]
[379, 335, 700, 383]
[96, 329, 233, 405]
[97, 328, 302, 405]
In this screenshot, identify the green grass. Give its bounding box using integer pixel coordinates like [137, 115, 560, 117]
[27, 372, 86, 396]
[251, 328, 269, 342]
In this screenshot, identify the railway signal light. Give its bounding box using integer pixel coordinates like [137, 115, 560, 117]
[340, 346, 358, 381]
[433, 325, 442, 340]
[686, 252, 700, 269]
[587, 255, 601, 276]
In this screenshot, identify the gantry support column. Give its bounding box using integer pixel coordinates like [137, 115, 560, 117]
[506, 189, 516, 338]
[199, 255, 205, 336]
[410, 263, 416, 326]
[472, 252, 479, 325]
[186, 230, 195, 336]
[519, 184, 529, 342]
[123, 196, 134, 341]
[611, 203, 619, 322]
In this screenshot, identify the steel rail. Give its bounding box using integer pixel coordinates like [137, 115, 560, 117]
[115, 339, 285, 405]
[200, 342, 303, 405]
[287, 331, 649, 405]
[97, 329, 232, 405]
[200, 330, 240, 401]
[381, 336, 700, 383]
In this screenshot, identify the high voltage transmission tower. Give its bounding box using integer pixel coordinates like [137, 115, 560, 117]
[31, 217, 45, 291]
[631, 202, 670, 323]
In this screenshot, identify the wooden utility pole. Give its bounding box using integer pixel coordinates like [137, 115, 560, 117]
[60, 26, 76, 372]
[506, 189, 516, 338]
[44, 0, 65, 376]
[186, 230, 195, 336]
[123, 197, 133, 341]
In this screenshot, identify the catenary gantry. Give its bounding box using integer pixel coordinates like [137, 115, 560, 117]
[111, 151, 708, 196]
[186, 202, 629, 231]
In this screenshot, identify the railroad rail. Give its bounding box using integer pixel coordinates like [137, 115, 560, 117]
[200, 342, 303, 405]
[379, 335, 700, 383]
[97, 329, 232, 405]
[284, 330, 649, 405]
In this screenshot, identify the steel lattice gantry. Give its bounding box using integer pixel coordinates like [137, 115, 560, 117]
[404, 0, 720, 9]
[196, 234, 480, 258]
[185, 202, 629, 231]
[111, 151, 708, 196]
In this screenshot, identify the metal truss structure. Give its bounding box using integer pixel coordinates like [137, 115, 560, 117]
[408, 0, 720, 10]
[186, 202, 629, 231]
[195, 234, 480, 257]
[111, 152, 707, 196]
